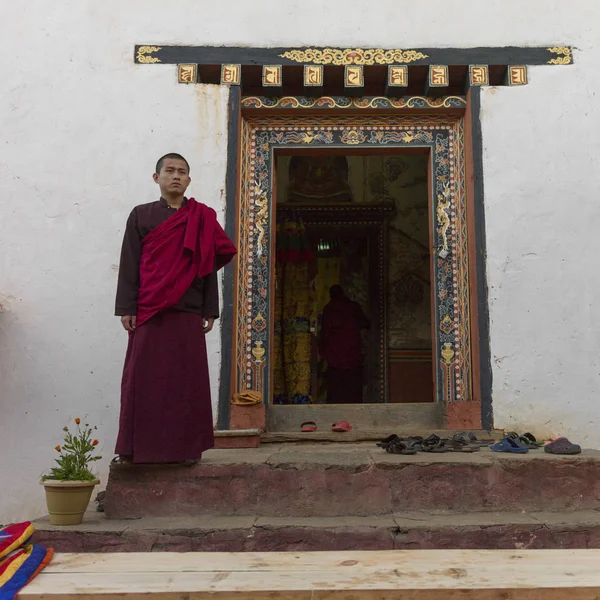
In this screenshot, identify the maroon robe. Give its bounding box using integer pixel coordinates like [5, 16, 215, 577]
[114, 198, 236, 463]
[320, 295, 369, 404]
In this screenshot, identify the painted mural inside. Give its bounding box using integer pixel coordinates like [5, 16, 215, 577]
[273, 154, 433, 404]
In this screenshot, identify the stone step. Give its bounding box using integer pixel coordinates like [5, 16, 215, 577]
[104, 443, 600, 519]
[33, 509, 600, 552]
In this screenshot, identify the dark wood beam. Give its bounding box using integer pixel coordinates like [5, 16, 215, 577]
[135, 45, 573, 67]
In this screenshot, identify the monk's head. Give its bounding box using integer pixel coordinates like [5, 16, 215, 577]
[329, 285, 345, 299]
[153, 153, 191, 197]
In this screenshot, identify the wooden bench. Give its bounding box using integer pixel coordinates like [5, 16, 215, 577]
[20, 550, 600, 599]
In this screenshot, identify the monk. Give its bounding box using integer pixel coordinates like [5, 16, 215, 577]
[114, 153, 237, 464]
[319, 285, 370, 404]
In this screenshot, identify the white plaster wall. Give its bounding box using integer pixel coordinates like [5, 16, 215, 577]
[0, 0, 598, 521]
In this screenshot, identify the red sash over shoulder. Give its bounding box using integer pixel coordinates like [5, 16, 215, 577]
[136, 198, 237, 327]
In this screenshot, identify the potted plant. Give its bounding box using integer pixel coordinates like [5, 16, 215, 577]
[41, 418, 101, 525]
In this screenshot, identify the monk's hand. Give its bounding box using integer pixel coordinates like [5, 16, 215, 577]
[203, 317, 215, 334]
[121, 315, 136, 331]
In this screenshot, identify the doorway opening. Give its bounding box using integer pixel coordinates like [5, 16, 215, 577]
[273, 152, 434, 406]
[231, 112, 478, 432]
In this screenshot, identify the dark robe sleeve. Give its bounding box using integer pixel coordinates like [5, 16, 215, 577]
[353, 302, 370, 330]
[115, 209, 142, 316]
[202, 268, 220, 319]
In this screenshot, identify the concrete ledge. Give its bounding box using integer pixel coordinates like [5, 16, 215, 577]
[33, 510, 600, 552]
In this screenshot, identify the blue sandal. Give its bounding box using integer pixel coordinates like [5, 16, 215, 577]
[490, 435, 529, 453]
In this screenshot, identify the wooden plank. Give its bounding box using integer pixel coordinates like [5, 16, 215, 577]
[21, 551, 600, 599]
[43, 549, 599, 573]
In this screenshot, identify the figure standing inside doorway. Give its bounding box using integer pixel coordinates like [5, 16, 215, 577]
[319, 285, 370, 404]
[114, 153, 237, 464]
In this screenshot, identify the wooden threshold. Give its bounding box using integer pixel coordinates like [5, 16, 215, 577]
[266, 402, 442, 432]
[22, 550, 600, 599]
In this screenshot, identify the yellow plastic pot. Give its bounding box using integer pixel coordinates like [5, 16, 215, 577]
[41, 479, 100, 526]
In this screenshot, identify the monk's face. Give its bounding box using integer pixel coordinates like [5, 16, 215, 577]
[153, 158, 191, 196]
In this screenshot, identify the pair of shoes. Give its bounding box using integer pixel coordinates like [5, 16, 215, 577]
[506, 431, 544, 449]
[452, 432, 495, 446]
[300, 420, 353, 432]
[421, 434, 480, 453]
[490, 433, 582, 455]
[490, 435, 530, 453]
[377, 434, 481, 454]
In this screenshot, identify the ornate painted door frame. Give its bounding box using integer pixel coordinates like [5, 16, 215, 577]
[232, 111, 471, 411]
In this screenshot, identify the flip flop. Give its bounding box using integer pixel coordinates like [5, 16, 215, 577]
[507, 432, 540, 450]
[301, 421, 317, 432]
[429, 435, 480, 453]
[544, 437, 581, 455]
[332, 420, 352, 432]
[377, 434, 400, 448]
[421, 435, 450, 453]
[523, 432, 545, 447]
[377, 435, 424, 449]
[451, 433, 486, 449]
[455, 432, 495, 445]
[490, 436, 529, 453]
[385, 439, 418, 455]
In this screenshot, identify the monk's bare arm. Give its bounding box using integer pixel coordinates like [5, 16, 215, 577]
[115, 209, 141, 330]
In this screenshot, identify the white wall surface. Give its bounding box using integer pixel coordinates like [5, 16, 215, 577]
[1, 0, 598, 521]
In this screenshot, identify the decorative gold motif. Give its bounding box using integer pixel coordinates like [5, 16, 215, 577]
[345, 65, 364, 87]
[262, 65, 282, 86]
[547, 47, 572, 65]
[279, 48, 428, 66]
[436, 183, 451, 258]
[441, 342, 455, 365]
[304, 65, 323, 86]
[136, 46, 162, 64]
[252, 341, 266, 362]
[440, 315, 454, 335]
[254, 189, 268, 255]
[508, 66, 528, 86]
[178, 64, 197, 84]
[469, 65, 489, 86]
[241, 96, 467, 110]
[340, 129, 367, 144]
[221, 64, 241, 85]
[388, 65, 408, 87]
[252, 312, 267, 333]
[429, 65, 449, 87]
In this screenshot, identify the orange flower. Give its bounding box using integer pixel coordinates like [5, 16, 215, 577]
[74, 418, 81, 424]
[92, 440, 99, 446]
[55, 445, 61, 452]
